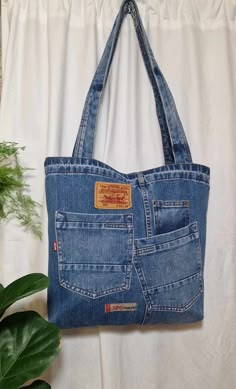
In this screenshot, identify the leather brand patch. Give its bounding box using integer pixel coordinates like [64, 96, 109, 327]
[95, 182, 132, 209]
[105, 303, 137, 313]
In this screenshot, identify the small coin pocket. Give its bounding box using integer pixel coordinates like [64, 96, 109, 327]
[153, 200, 189, 234]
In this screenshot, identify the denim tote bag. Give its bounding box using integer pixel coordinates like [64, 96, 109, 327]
[45, 0, 210, 329]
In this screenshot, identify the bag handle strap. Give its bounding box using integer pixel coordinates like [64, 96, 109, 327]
[73, 0, 192, 164]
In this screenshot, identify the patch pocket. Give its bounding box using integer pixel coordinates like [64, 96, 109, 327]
[153, 200, 189, 234]
[55, 211, 133, 299]
[133, 222, 203, 312]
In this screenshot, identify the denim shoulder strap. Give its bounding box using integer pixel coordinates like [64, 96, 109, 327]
[73, 0, 192, 165]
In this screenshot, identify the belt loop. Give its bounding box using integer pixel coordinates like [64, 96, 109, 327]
[137, 172, 145, 186]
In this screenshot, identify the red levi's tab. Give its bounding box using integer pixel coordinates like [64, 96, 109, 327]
[105, 303, 137, 313]
[53, 240, 58, 252]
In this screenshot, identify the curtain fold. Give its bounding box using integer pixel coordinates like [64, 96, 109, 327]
[0, 1, 236, 388]
[4, 0, 236, 28]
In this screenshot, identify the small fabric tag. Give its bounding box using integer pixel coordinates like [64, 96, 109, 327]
[95, 182, 132, 209]
[105, 303, 137, 313]
[53, 240, 58, 252]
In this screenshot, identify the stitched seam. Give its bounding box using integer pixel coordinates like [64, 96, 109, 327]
[59, 281, 131, 299]
[151, 288, 203, 313]
[135, 232, 199, 256]
[133, 257, 152, 315]
[146, 271, 201, 293]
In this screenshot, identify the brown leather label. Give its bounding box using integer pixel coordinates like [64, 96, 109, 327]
[95, 182, 132, 209]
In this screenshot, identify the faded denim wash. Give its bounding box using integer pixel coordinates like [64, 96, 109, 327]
[45, 0, 210, 329]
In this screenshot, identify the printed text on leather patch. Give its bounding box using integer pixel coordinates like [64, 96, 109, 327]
[105, 303, 137, 313]
[95, 182, 132, 209]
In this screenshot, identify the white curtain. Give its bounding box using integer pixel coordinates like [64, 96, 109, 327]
[1, 0, 236, 388]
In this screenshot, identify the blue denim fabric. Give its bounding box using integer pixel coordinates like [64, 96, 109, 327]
[45, 0, 210, 328]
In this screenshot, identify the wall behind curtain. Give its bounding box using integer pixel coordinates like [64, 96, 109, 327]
[0, 1, 236, 388]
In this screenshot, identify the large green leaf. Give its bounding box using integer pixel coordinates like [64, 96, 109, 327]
[21, 380, 51, 388]
[0, 274, 49, 318]
[0, 311, 60, 389]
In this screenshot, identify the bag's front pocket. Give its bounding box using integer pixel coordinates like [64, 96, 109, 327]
[133, 222, 203, 312]
[55, 211, 133, 299]
[152, 200, 189, 234]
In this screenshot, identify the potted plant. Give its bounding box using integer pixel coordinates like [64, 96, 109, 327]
[0, 142, 60, 389]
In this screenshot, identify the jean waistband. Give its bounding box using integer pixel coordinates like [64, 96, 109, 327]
[44, 157, 210, 185]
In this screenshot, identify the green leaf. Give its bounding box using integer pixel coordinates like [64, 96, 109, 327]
[0, 284, 4, 291]
[0, 142, 25, 162]
[20, 379, 51, 388]
[0, 311, 60, 389]
[0, 274, 49, 318]
[0, 141, 42, 239]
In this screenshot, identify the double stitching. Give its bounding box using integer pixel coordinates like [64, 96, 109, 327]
[137, 173, 153, 237]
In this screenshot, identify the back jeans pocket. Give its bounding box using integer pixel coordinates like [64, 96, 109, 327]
[133, 222, 203, 312]
[55, 211, 133, 299]
[153, 200, 189, 234]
